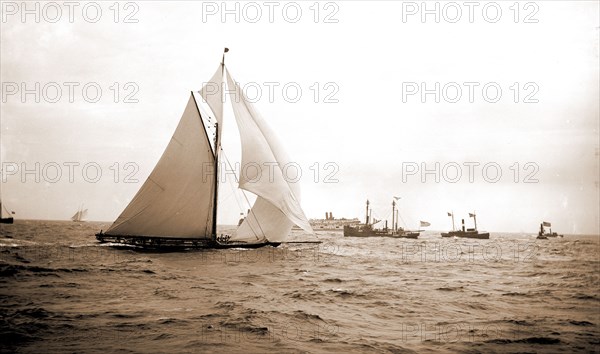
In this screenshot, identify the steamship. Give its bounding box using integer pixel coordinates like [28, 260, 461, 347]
[441, 212, 490, 239]
[343, 199, 420, 238]
[293, 212, 360, 231]
[537, 222, 562, 239]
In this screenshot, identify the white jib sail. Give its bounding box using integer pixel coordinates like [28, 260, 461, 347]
[106, 93, 216, 238]
[226, 70, 313, 243]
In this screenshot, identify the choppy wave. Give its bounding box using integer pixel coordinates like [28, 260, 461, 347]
[0, 221, 598, 353]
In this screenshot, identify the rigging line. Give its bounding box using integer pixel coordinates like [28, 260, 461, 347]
[398, 213, 408, 228]
[221, 151, 264, 241]
[393, 200, 410, 228]
[192, 92, 218, 236]
[221, 149, 267, 241]
[105, 201, 155, 232]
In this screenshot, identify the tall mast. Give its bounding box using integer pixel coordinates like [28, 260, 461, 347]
[222, 47, 229, 68]
[211, 122, 219, 239]
[392, 199, 396, 232]
[473, 212, 477, 230]
[211, 48, 228, 240]
[451, 211, 455, 231]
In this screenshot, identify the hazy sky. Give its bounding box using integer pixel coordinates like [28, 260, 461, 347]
[1, 1, 598, 234]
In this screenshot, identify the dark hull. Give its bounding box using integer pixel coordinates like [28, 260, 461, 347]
[441, 231, 490, 239]
[393, 232, 420, 239]
[311, 228, 346, 231]
[294, 226, 356, 231]
[381, 231, 420, 239]
[343, 232, 389, 237]
[95, 233, 279, 250]
[0, 217, 13, 224]
[343, 226, 419, 238]
[540, 232, 563, 238]
[343, 225, 388, 237]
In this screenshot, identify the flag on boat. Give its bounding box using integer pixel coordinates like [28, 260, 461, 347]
[469, 213, 475, 218]
[393, 196, 401, 200]
[542, 221, 551, 227]
[420, 221, 431, 227]
[447, 212, 452, 216]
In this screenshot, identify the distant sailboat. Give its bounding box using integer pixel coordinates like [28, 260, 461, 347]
[96, 49, 313, 249]
[0, 200, 14, 224]
[71, 205, 88, 222]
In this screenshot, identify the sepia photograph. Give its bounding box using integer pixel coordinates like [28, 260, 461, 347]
[1, 1, 599, 353]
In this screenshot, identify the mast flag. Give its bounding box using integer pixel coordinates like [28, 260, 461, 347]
[222, 47, 229, 65]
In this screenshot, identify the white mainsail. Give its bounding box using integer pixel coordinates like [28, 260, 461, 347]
[225, 70, 313, 243]
[105, 94, 216, 238]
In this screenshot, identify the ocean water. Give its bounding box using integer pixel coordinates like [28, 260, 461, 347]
[1, 220, 598, 353]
